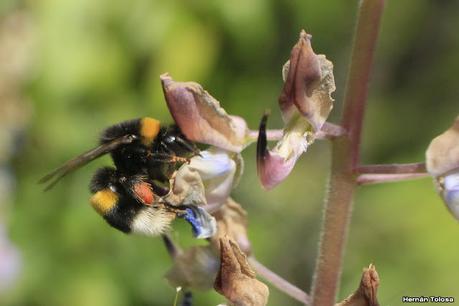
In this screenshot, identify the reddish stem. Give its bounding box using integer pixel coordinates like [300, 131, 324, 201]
[249, 122, 345, 142]
[356, 162, 427, 174]
[310, 1, 385, 305]
[357, 173, 429, 185]
[249, 257, 310, 305]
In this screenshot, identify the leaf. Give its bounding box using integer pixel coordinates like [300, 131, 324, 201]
[279, 30, 335, 132]
[211, 198, 251, 255]
[336, 264, 380, 306]
[161, 74, 251, 152]
[214, 237, 269, 306]
[165, 245, 220, 291]
[426, 116, 459, 219]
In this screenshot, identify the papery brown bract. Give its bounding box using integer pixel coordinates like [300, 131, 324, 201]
[165, 245, 220, 291]
[214, 238, 269, 306]
[336, 264, 380, 306]
[426, 116, 459, 177]
[279, 30, 335, 132]
[161, 74, 251, 153]
[426, 116, 459, 219]
[211, 198, 251, 254]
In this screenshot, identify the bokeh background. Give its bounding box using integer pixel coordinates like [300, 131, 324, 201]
[1, 0, 459, 305]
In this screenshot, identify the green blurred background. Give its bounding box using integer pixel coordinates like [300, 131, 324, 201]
[1, 0, 459, 305]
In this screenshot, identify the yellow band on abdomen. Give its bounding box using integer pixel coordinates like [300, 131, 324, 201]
[90, 189, 118, 215]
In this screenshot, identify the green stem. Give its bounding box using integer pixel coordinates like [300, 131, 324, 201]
[310, 1, 385, 305]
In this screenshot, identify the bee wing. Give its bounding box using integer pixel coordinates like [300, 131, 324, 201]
[39, 134, 136, 191]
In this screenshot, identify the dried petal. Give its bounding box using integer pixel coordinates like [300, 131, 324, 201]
[167, 149, 243, 209]
[214, 238, 269, 306]
[336, 264, 380, 306]
[161, 74, 251, 152]
[165, 162, 207, 207]
[426, 116, 459, 177]
[279, 30, 335, 132]
[256, 113, 313, 189]
[165, 245, 220, 291]
[211, 198, 251, 254]
[426, 116, 459, 219]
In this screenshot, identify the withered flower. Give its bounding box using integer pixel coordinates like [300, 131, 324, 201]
[257, 30, 335, 189]
[336, 264, 380, 306]
[211, 198, 251, 255]
[161, 74, 249, 237]
[426, 116, 459, 219]
[165, 245, 220, 291]
[161, 74, 252, 153]
[214, 237, 269, 306]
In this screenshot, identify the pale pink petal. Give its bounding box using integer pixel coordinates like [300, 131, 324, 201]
[279, 30, 335, 132]
[256, 113, 311, 190]
[161, 74, 250, 152]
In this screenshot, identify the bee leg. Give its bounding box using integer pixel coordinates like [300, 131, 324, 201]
[161, 233, 179, 258]
[174, 136, 201, 156]
[150, 153, 190, 164]
[160, 141, 176, 154]
[151, 180, 170, 196]
[180, 291, 193, 306]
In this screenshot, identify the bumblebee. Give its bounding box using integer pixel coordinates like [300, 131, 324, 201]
[40, 117, 204, 236]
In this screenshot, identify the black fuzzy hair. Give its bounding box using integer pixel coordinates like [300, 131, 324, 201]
[100, 118, 141, 144]
[89, 167, 117, 193]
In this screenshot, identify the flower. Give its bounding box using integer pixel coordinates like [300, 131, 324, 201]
[426, 116, 459, 219]
[257, 30, 335, 189]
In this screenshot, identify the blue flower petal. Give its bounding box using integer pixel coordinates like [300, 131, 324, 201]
[180, 206, 217, 239]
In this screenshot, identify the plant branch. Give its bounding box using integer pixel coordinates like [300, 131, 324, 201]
[249, 129, 284, 141]
[310, 0, 385, 305]
[317, 122, 347, 139]
[356, 162, 427, 174]
[248, 257, 310, 305]
[357, 173, 429, 185]
[340, 0, 385, 169]
[248, 122, 346, 142]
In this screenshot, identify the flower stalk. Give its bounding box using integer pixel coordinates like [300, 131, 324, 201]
[310, 0, 385, 305]
[248, 257, 310, 305]
[356, 162, 427, 174]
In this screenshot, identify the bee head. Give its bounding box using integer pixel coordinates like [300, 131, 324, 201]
[89, 167, 121, 216]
